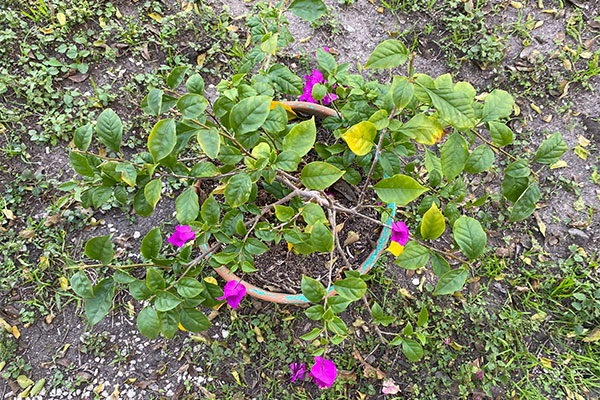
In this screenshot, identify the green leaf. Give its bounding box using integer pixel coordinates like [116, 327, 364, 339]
[510, 182, 540, 222]
[84, 235, 114, 265]
[502, 160, 530, 202]
[301, 162, 344, 191]
[419, 74, 475, 130]
[305, 305, 325, 320]
[148, 119, 176, 162]
[197, 128, 220, 159]
[245, 238, 269, 255]
[371, 302, 396, 326]
[113, 269, 135, 284]
[391, 76, 414, 109]
[421, 202, 445, 239]
[96, 109, 122, 152]
[441, 132, 468, 181]
[176, 187, 199, 224]
[417, 305, 429, 327]
[365, 39, 408, 69]
[433, 268, 468, 295]
[282, 117, 316, 158]
[464, 145, 494, 174]
[91, 186, 112, 209]
[274, 150, 301, 171]
[191, 161, 218, 178]
[431, 253, 450, 277]
[225, 173, 252, 208]
[69, 151, 95, 177]
[180, 308, 210, 332]
[186, 74, 205, 95]
[144, 179, 162, 208]
[368, 109, 390, 130]
[302, 203, 327, 225]
[301, 275, 326, 302]
[70, 271, 94, 298]
[146, 268, 165, 292]
[341, 121, 377, 156]
[300, 328, 322, 341]
[453, 216, 486, 259]
[85, 278, 114, 327]
[394, 241, 430, 270]
[398, 114, 443, 146]
[374, 174, 428, 205]
[274, 205, 295, 222]
[155, 290, 182, 312]
[229, 95, 272, 135]
[137, 306, 161, 339]
[268, 64, 304, 95]
[310, 222, 334, 253]
[177, 277, 203, 298]
[327, 316, 347, 335]
[133, 189, 154, 217]
[402, 338, 424, 361]
[166, 66, 188, 89]
[177, 94, 208, 120]
[201, 195, 220, 225]
[159, 309, 179, 339]
[141, 228, 162, 259]
[145, 89, 163, 116]
[334, 277, 366, 301]
[533, 132, 567, 164]
[74, 124, 93, 151]
[288, 0, 327, 21]
[129, 280, 153, 300]
[327, 295, 352, 313]
[117, 162, 137, 187]
[425, 149, 442, 187]
[488, 121, 513, 147]
[481, 89, 514, 122]
[316, 48, 336, 73]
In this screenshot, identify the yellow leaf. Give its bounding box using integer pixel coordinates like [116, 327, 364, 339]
[253, 326, 264, 343]
[197, 53, 206, 67]
[540, 357, 552, 369]
[39, 27, 54, 34]
[0, 317, 11, 332]
[11, 325, 20, 339]
[577, 135, 590, 147]
[99, 17, 106, 28]
[386, 241, 404, 257]
[115, 8, 122, 19]
[583, 327, 600, 342]
[178, 323, 187, 331]
[574, 146, 587, 160]
[204, 277, 218, 285]
[2, 208, 15, 220]
[287, 242, 293, 252]
[421, 202, 445, 239]
[510, 1, 523, 8]
[341, 121, 377, 156]
[270, 101, 297, 119]
[181, 1, 194, 12]
[59, 276, 68, 290]
[231, 370, 242, 385]
[56, 12, 67, 25]
[448, 340, 463, 350]
[94, 383, 104, 395]
[148, 13, 163, 23]
[550, 160, 568, 169]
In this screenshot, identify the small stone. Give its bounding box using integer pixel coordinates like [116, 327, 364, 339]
[133, 231, 141, 239]
[221, 330, 229, 338]
[568, 228, 590, 240]
[411, 278, 419, 286]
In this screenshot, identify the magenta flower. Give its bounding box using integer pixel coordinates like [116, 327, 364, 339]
[475, 369, 484, 381]
[216, 280, 246, 309]
[309, 356, 337, 389]
[299, 69, 338, 105]
[167, 225, 196, 247]
[289, 362, 307, 382]
[390, 221, 409, 246]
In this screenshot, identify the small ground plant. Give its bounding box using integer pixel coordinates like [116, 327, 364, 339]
[64, 0, 567, 389]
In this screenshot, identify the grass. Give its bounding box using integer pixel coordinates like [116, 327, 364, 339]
[1, 0, 599, 399]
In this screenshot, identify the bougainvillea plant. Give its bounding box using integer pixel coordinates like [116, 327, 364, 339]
[63, 0, 567, 390]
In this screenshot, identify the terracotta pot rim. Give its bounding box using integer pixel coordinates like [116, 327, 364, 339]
[209, 101, 396, 304]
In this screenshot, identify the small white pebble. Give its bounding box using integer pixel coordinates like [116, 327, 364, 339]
[412, 278, 420, 286]
[133, 231, 141, 239]
[222, 329, 229, 338]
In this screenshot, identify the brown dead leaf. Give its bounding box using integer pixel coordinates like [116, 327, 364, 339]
[352, 348, 386, 379]
[134, 380, 154, 389]
[583, 327, 600, 342]
[67, 73, 88, 83]
[20, 229, 35, 239]
[344, 231, 360, 247]
[45, 313, 55, 324]
[338, 370, 358, 382]
[44, 214, 61, 226]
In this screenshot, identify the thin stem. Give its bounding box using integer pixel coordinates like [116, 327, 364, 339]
[362, 294, 387, 344]
[67, 263, 155, 270]
[416, 239, 470, 264]
[357, 106, 397, 206]
[470, 128, 517, 162]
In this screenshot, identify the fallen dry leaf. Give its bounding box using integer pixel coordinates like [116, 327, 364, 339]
[382, 378, 400, 395]
[352, 347, 386, 379]
[68, 73, 89, 83]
